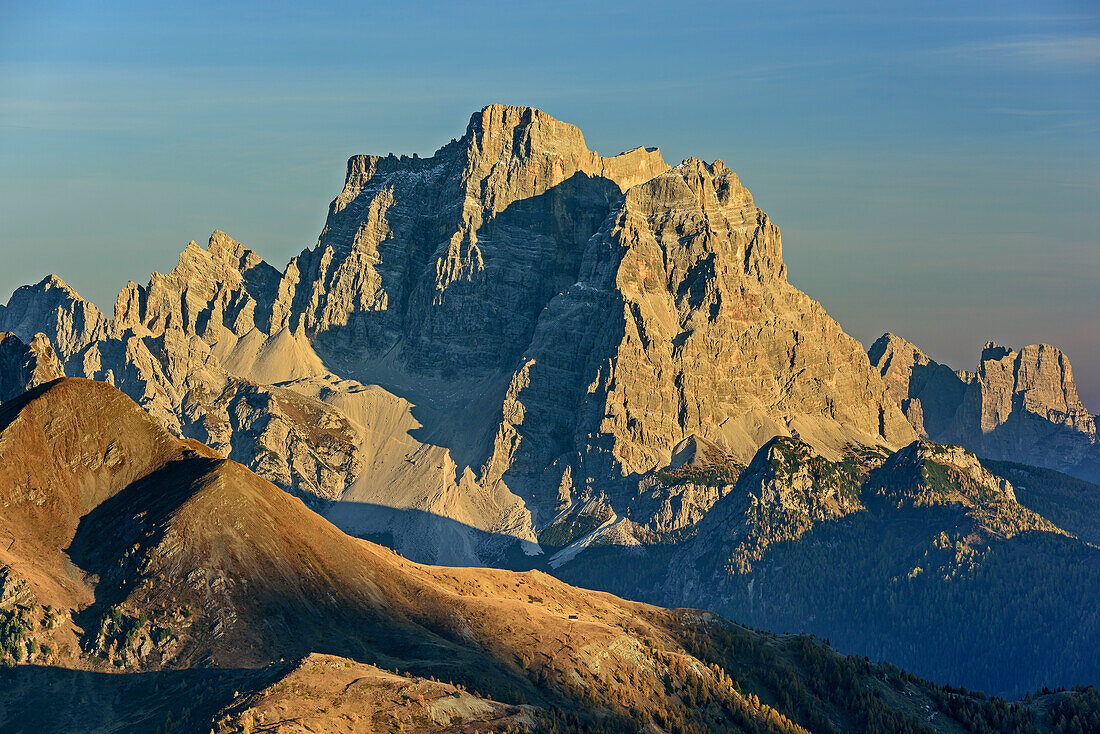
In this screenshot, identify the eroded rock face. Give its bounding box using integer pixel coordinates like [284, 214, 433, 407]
[0, 332, 64, 403]
[485, 159, 915, 530]
[272, 104, 669, 376]
[870, 335, 1100, 483]
[113, 230, 281, 341]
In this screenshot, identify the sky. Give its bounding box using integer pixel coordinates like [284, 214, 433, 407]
[1, 0, 1098, 409]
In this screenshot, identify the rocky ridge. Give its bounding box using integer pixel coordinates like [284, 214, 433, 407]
[2, 377, 1095, 731]
[3, 376, 1046, 734]
[543, 432, 1096, 695]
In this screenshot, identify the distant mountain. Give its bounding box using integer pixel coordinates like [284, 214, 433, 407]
[7, 378, 1092, 732]
[869, 333, 1100, 483]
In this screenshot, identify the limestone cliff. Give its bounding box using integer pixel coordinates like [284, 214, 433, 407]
[271, 104, 668, 375]
[868, 333, 968, 437]
[870, 335, 1099, 483]
[0, 275, 107, 360]
[486, 159, 915, 531]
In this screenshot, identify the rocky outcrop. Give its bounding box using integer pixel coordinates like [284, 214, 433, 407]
[0, 332, 64, 403]
[867, 440, 1018, 508]
[664, 437, 870, 602]
[271, 104, 668, 376]
[948, 343, 1098, 475]
[870, 335, 1100, 483]
[113, 229, 281, 342]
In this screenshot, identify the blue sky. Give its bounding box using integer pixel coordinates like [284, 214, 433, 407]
[2, 1, 1098, 407]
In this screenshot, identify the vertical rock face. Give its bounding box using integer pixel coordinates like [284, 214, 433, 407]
[868, 333, 967, 437]
[947, 342, 1098, 480]
[960, 342, 1095, 436]
[0, 332, 64, 403]
[870, 335, 1099, 483]
[487, 158, 915, 520]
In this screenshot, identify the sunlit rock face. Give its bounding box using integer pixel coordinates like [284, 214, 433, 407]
[871, 335, 1099, 483]
[485, 158, 914, 520]
[0, 275, 108, 361]
[271, 103, 669, 376]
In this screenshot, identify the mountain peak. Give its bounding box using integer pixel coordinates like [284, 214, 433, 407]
[0, 275, 107, 360]
[869, 332, 928, 364]
[35, 273, 79, 294]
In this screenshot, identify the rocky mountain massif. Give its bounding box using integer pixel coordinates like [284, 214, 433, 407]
[8, 379, 1096, 733]
[869, 334, 1099, 483]
[0, 104, 915, 568]
[1, 105, 1096, 704]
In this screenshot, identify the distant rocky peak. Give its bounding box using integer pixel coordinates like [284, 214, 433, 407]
[868, 332, 931, 370]
[0, 274, 107, 360]
[286, 105, 671, 373]
[625, 157, 751, 217]
[112, 230, 280, 339]
[967, 341, 1094, 435]
[466, 103, 591, 163]
[870, 333, 1098, 482]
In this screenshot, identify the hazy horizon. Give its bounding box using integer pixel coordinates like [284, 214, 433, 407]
[2, 1, 1098, 409]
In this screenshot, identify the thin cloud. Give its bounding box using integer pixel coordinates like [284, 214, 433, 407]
[985, 107, 1077, 116]
[943, 35, 1100, 67]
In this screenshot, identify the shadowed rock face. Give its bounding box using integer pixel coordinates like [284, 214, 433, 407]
[868, 333, 967, 438]
[0, 275, 107, 360]
[870, 334, 1099, 483]
[1, 105, 917, 565]
[0, 332, 64, 404]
